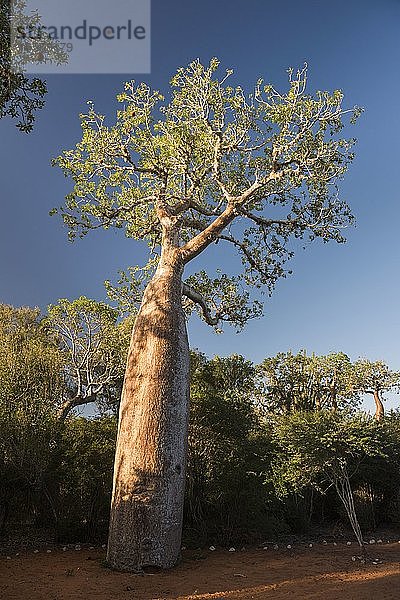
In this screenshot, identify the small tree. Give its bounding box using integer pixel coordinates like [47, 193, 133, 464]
[354, 359, 400, 421]
[46, 297, 129, 420]
[271, 411, 388, 550]
[54, 59, 361, 570]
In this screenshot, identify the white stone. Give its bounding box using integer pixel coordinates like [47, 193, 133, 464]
[287, 544, 292, 549]
[308, 543, 313, 548]
[369, 539, 376, 545]
[228, 547, 236, 552]
[346, 541, 352, 546]
[209, 546, 216, 551]
[273, 544, 279, 550]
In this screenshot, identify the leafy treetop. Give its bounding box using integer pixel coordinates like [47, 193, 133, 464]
[54, 59, 362, 329]
[1, 0, 67, 132]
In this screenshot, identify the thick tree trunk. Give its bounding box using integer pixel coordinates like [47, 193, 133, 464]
[373, 389, 384, 421]
[106, 250, 190, 572]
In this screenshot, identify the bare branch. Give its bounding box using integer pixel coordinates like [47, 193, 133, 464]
[239, 207, 298, 229]
[182, 282, 219, 326]
[219, 233, 265, 276]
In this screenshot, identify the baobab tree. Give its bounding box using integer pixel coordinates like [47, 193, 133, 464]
[54, 59, 361, 571]
[354, 358, 400, 421]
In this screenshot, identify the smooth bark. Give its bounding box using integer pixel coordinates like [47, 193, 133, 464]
[107, 249, 190, 571]
[373, 389, 384, 421]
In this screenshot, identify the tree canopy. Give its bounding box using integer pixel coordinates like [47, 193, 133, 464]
[260, 350, 359, 413]
[46, 296, 130, 419]
[353, 358, 400, 420]
[259, 350, 399, 417]
[54, 58, 362, 329]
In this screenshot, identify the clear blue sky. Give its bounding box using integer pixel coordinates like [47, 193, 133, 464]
[1, 0, 400, 412]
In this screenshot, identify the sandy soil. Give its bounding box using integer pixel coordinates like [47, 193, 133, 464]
[1, 543, 400, 600]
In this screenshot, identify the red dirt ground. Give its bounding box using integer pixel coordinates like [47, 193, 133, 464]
[1, 543, 400, 600]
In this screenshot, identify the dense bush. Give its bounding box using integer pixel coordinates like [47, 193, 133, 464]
[0, 305, 63, 532]
[185, 353, 277, 544]
[54, 416, 117, 542]
[1, 318, 400, 546]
